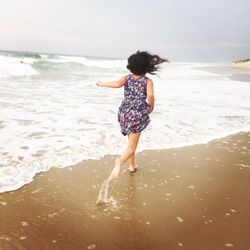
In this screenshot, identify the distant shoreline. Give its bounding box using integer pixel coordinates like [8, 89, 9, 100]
[230, 58, 250, 70]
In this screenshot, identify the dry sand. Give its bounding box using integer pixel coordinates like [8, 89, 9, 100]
[0, 131, 250, 250]
[230, 61, 250, 70]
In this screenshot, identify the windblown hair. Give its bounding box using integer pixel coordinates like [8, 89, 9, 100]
[127, 51, 169, 75]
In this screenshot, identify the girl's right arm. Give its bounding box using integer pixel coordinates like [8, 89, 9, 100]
[96, 76, 126, 88]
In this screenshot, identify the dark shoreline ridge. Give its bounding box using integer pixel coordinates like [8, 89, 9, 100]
[233, 58, 250, 63]
[0, 130, 250, 249]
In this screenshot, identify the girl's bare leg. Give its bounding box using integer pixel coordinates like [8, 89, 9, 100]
[128, 134, 136, 171]
[109, 132, 141, 180]
[129, 153, 135, 171]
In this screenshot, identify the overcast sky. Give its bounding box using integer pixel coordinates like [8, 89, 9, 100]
[0, 0, 249, 62]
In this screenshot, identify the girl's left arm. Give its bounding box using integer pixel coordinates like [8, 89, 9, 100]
[96, 76, 126, 88]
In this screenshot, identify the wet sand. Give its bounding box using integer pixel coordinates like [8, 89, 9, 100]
[0, 131, 250, 250]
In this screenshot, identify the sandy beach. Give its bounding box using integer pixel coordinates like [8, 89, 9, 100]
[0, 131, 250, 250]
[229, 61, 250, 71]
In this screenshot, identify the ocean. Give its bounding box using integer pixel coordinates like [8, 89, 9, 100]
[0, 50, 250, 193]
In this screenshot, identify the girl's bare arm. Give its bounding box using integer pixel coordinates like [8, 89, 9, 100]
[147, 79, 154, 111]
[96, 76, 126, 88]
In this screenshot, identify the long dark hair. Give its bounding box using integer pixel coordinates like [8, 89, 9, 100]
[127, 51, 169, 75]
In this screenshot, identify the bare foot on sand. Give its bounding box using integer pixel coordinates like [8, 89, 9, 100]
[128, 164, 138, 173]
[109, 158, 122, 180]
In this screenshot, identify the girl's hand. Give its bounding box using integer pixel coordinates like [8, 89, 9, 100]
[96, 81, 103, 87]
[96, 77, 126, 88]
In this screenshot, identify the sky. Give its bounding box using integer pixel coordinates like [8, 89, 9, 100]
[0, 0, 249, 62]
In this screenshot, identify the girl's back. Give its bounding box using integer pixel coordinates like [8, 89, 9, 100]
[118, 74, 152, 136]
[124, 74, 149, 101]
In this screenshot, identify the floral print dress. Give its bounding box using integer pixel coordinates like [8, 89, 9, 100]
[118, 74, 153, 136]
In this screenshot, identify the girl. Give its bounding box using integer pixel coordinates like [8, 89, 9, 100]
[96, 51, 168, 181]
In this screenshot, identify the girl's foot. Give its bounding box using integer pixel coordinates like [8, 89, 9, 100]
[109, 158, 122, 180]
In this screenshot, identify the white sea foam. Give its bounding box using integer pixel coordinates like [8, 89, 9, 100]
[47, 55, 126, 68]
[0, 55, 39, 77]
[0, 51, 250, 193]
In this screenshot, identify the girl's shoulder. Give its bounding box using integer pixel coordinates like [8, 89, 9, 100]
[126, 74, 132, 80]
[145, 76, 153, 83]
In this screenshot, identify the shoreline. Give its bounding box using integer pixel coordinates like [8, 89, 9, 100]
[1, 130, 250, 249]
[1, 129, 250, 195]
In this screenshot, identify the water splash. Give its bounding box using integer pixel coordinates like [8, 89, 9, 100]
[96, 177, 111, 205]
[96, 176, 120, 209]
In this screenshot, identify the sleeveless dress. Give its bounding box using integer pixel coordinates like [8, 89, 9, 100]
[118, 74, 153, 136]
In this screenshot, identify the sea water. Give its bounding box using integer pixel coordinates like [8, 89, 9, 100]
[0, 50, 250, 193]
